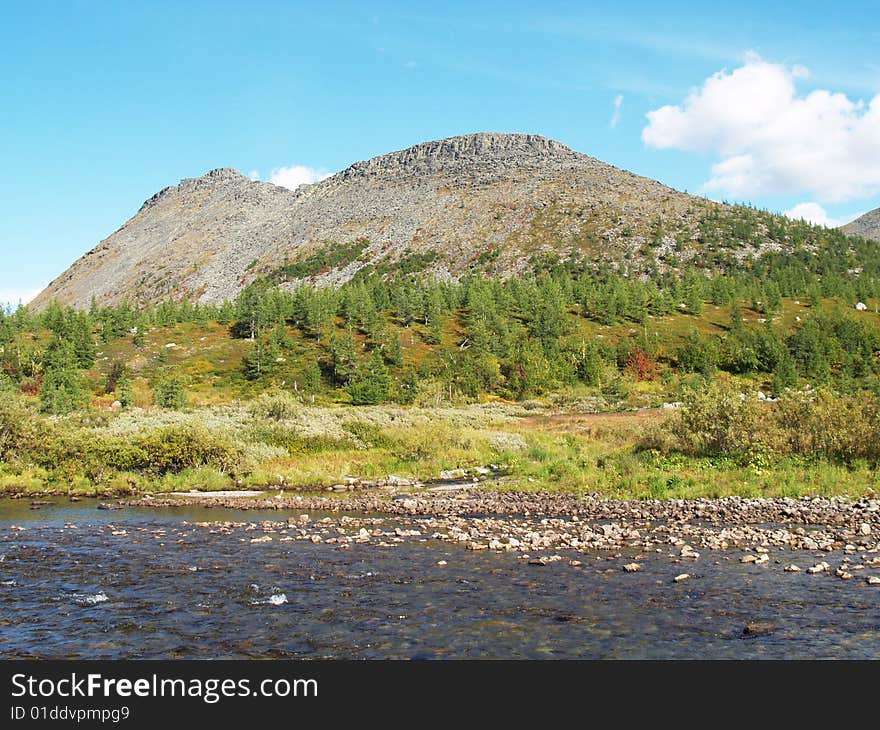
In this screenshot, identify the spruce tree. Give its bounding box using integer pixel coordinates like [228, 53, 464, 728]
[40, 338, 85, 414]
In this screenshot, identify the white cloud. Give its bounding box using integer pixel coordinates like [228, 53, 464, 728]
[248, 170, 260, 180]
[610, 94, 623, 128]
[642, 53, 880, 203]
[784, 202, 865, 229]
[268, 165, 332, 191]
[0, 287, 42, 309]
[783, 202, 842, 228]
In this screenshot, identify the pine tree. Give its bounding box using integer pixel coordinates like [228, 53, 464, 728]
[572, 341, 604, 387]
[329, 329, 360, 385]
[729, 302, 744, 333]
[685, 277, 704, 316]
[397, 364, 419, 405]
[300, 359, 323, 393]
[154, 376, 187, 409]
[386, 333, 403, 367]
[347, 350, 391, 405]
[244, 337, 279, 381]
[772, 354, 798, 393]
[40, 338, 85, 414]
[675, 329, 718, 375]
[116, 369, 134, 408]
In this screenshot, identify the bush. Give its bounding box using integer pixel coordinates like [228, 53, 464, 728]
[64, 432, 149, 482]
[19, 377, 41, 396]
[649, 383, 880, 466]
[342, 420, 393, 448]
[40, 367, 86, 414]
[0, 399, 48, 464]
[666, 382, 778, 464]
[624, 347, 659, 381]
[675, 330, 718, 375]
[136, 425, 241, 474]
[775, 389, 880, 463]
[247, 422, 354, 455]
[248, 390, 301, 421]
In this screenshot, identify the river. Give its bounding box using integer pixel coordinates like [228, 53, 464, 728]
[1, 499, 878, 659]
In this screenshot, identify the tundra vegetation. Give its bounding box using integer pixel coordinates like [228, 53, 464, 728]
[1, 221, 879, 498]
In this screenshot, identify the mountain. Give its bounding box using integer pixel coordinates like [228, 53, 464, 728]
[31, 132, 834, 310]
[842, 208, 880, 242]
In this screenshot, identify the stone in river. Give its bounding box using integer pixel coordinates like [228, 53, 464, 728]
[742, 623, 776, 637]
[673, 573, 690, 583]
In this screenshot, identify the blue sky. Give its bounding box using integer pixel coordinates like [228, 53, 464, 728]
[2, 1, 879, 305]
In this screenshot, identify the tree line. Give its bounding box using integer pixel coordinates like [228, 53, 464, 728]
[1, 228, 879, 413]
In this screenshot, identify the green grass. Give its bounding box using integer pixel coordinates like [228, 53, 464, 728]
[1, 402, 876, 499]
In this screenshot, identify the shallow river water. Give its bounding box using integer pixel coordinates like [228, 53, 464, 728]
[1, 499, 878, 659]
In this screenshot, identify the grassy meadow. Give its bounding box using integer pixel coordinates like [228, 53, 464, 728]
[2, 388, 879, 501]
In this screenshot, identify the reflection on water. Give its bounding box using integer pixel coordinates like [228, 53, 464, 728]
[1, 500, 879, 659]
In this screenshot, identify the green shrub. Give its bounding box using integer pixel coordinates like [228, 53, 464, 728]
[668, 382, 768, 459]
[65, 432, 149, 482]
[0, 399, 48, 464]
[40, 367, 86, 414]
[157, 467, 234, 492]
[342, 421, 393, 448]
[650, 383, 880, 466]
[675, 330, 719, 375]
[136, 425, 241, 474]
[775, 389, 880, 463]
[248, 390, 301, 420]
[248, 422, 354, 455]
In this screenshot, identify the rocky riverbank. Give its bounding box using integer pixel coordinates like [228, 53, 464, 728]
[118, 491, 880, 581]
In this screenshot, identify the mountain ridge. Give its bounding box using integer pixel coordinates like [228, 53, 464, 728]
[31, 132, 852, 311]
[842, 207, 880, 242]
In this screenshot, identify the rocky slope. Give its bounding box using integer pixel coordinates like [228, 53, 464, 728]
[842, 207, 880, 242]
[32, 133, 807, 309]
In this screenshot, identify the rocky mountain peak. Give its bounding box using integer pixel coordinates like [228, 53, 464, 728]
[196, 167, 248, 183]
[842, 207, 880, 242]
[335, 132, 589, 183]
[139, 167, 263, 212]
[177, 167, 250, 192]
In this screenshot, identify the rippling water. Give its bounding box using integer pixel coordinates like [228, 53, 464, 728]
[1, 499, 879, 659]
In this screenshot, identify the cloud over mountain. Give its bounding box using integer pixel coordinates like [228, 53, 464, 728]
[269, 165, 332, 190]
[643, 53, 880, 204]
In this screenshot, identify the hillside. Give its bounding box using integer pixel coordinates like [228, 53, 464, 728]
[31, 132, 841, 311]
[3, 286, 880, 498]
[842, 207, 880, 242]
